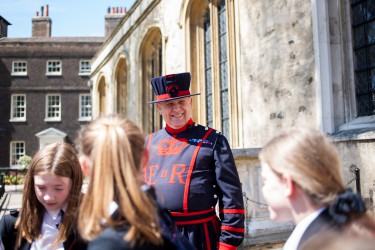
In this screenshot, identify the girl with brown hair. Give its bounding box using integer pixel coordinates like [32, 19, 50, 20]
[0, 142, 85, 250]
[259, 127, 375, 250]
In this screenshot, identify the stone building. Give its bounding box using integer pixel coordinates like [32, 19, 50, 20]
[0, 5, 113, 167]
[88, 0, 374, 247]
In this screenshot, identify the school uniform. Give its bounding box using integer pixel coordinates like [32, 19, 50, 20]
[87, 223, 175, 250]
[284, 208, 335, 250]
[144, 119, 245, 250]
[87, 185, 191, 250]
[0, 209, 86, 250]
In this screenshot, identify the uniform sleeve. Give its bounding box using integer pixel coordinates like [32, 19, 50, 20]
[0, 212, 18, 250]
[214, 134, 245, 249]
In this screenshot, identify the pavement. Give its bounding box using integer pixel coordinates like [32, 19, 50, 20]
[0, 185, 23, 219]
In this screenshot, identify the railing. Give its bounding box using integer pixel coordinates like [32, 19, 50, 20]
[0, 174, 5, 200]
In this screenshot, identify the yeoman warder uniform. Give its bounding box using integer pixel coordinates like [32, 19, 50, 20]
[144, 72, 245, 250]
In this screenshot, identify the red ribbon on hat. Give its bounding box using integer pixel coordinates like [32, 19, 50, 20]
[156, 90, 191, 101]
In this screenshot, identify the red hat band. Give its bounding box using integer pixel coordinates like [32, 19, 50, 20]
[156, 90, 191, 101]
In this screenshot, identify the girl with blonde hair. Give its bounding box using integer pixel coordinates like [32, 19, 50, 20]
[0, 142, 85, 250]
[76, 115, 191, 249]
[259, 127, 375, 250]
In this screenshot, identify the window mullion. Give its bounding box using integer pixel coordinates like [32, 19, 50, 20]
[210, 3, 222, 132]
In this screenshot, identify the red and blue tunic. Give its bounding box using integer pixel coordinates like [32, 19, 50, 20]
[144, 119, 245, 250]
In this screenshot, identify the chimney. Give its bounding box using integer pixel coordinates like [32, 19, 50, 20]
[32, 5, 52, 37]
[0, 15, 11, 38]
[105, 6, 126, 37]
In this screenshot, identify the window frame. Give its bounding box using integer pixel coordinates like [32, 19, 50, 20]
[10, 141, 25, 167]
[79, 60, 91, 76]
[187, 0, 239, 146]
[79, 93, 92, 121]
[45, 94, 61, 122]
[350, 0, 375, 117]
[46, 60, 62, 76]
[10, 94, 26, 122]
[11, 61, 28, 76]
[140, 28, 164, 134]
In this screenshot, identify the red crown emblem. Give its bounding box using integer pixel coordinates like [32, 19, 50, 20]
[158, 137, 187, 156]
[166, 84, 179, 97]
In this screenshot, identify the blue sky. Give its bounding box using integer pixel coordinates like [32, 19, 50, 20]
[0, 0, 135, 38]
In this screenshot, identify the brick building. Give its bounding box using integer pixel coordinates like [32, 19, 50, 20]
[0, 6, 123, 167]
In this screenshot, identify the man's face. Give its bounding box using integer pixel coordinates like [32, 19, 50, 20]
[156, 97, 192, 129]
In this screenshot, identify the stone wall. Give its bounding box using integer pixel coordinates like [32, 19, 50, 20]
[238, 0, 316, 148]
[333, 132, 375, 214]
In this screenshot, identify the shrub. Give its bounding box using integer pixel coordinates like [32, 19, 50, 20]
[17, 155, 32, 170]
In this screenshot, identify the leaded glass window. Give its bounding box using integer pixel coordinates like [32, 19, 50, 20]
[151, 42, 163, 131]
[218, 0, 230, 140]
[204, 10, 213, 128]
[351, 0, 375, 116]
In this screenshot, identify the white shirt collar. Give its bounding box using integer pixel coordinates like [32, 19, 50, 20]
[31, 209, 65, 250]
[109, 201, 119, 216]
[283, 207, 325, 250]
[45, 203, 67, 220]
[101, 201, 119, 225]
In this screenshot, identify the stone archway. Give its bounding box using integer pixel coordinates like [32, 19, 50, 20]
[115, 58, 127, 114]
[98, 77, 107, 116]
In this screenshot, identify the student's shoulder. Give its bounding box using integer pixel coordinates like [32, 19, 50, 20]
[88, 227, 131, 250]
[0, 209, 19, 226]
[88, 227, 172, 250]
[0, 209, 20, 239]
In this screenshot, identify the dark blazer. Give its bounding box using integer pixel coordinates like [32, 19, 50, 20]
[87, 224, 176, 250]
[0, 210, 87, 250]
[298, 208, 336, 249]
[87, 186, 194, 250]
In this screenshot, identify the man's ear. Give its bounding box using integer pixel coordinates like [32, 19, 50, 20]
[282, 175, 295, 197]
[156, 103, 162, 114]
[79, 155, 91, 177]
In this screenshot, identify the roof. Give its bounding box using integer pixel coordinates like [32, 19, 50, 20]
[0, 36, 105, 43]
[0, 36, 105, 57]
[35, 127, 67, 138]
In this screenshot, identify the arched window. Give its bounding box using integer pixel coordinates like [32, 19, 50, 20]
[187, 0, 238, 146]
[140, 28, 163, 134]
[115, 58, 127, 114]
[98, 77, 107, 116]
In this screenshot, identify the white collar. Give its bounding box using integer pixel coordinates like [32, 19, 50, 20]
[101, 201, 119, 224]
[45, 203, 67, 220]
[283, 207, 325, 250]
[109, 201, 119, 216]
[31, 208, 66, 250]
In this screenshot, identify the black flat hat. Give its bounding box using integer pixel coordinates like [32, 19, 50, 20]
[148, 72, 200, 104]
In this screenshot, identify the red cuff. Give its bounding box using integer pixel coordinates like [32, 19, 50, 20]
[217, 242, 237, 250]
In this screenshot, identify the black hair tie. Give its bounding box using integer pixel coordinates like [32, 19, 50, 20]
[328, 188, 366, 226]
